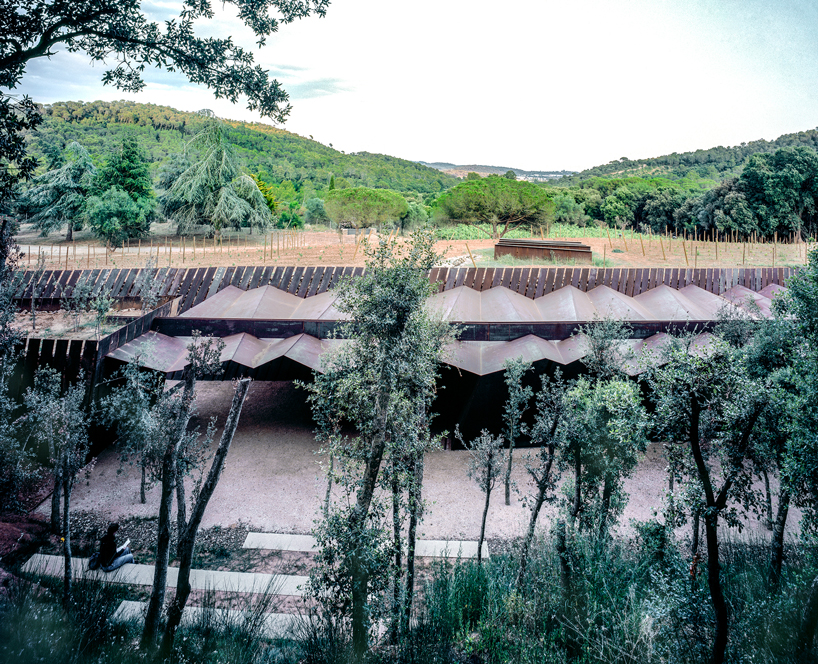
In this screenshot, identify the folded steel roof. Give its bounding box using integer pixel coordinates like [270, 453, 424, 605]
[107, 281, 785, 378]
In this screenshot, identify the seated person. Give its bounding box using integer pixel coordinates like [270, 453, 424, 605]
[88, 523, 134, 572]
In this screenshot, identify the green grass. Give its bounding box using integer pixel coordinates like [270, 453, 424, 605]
[434, 222, 653, 241]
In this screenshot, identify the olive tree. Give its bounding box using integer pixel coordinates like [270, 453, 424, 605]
[647, 335, 768, 664]
[25, 369, 90, 606]
[562, 377, 648, 535]
[501, 357, 532, 506]
[304, 229, 452, 657]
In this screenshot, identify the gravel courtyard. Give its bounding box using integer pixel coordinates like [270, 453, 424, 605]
[49, 381, 794, 544]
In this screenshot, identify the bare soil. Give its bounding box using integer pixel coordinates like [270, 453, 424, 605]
[14, 222, 811, 272]
[11, 310, 135, 340]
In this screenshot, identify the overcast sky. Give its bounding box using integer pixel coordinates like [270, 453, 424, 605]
[16, 0, 818, 171]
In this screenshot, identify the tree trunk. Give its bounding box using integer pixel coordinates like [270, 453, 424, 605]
[504, 435, 515, 506]
[404, 455, 423, 632]
[160, 378, 251, 656]
[62, 475, 72, 608]
[796, 574, 818, 662]
[323, 454, 334, 517]
[349, 392, 390, 659]
[478, 483, 491, 565]
[762, 467, 773, 530]
[50, 466, 62, 533]
[770, 489, 790, 586]
[140, 462, 147, 505]
[66, 223, 73, 242]
[555, 519, 578, 660]
[141, 439, 178, 648]
[516, 478, 547, 592]
[570, 446, 582, 522]
[598, 476, 613, 539]
[351, 553, 368, 659]
[704, 514, 728, 664]
[692, 511, 700, 559]
[142, 364, 198, 649]
[175, 460, 187, 541]
[390, 470, 402, 642]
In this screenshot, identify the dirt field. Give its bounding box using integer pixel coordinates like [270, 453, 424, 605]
[14, 222, 812, 272]
[44, 381, 798, 545]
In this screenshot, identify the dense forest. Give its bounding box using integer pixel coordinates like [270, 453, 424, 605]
[20, 100, 818, 241]
[562, 127, 818, 183]
[26, 101, 459, 200]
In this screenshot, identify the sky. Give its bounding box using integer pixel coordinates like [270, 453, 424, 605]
[15, 0, 818, 172]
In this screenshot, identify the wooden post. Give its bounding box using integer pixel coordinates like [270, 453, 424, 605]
[606, 227, 613, 248]
[715, 239, 718, 261]
[352, 231, 363, 262]
[659, 236, 666, 261]
[639, 234, 645, 256]
[683, 241, 689, 267]
[603, 244, 606, 269]
[540, 226, 544, 241]
[742, 242, 746, 265]
[277, 231, 280, 256]
[263, 235, 267, 262]
[622, 231, 628, 252]
[28, 246, 31, 265]
[182, 237, 186, 263]
[465, 242, 477, 268]
[193, 236, 196, 260]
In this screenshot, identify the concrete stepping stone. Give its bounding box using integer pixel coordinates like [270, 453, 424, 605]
[242, 533, 489, 559]
[21, 554, 308, 596]
[243, 532, 318, 552]
[112, 600, 303, 638]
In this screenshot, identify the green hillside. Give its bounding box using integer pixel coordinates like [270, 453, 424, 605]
[562, 128, 818, 184]
[26, 100, 459, 200]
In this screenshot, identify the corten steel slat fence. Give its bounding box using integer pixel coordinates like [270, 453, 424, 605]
[11, 266, 801, 315]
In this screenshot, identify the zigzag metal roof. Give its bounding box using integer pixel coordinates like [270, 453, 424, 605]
[107, 330, 719, 378]
[176, 282, 773, 324]
[105, 279, 786, 378]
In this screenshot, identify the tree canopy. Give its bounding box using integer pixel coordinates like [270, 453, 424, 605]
[434, 175, 555, 238]
[0, 0, 329, 212]
[160, 113, 273, 235]
[15, 142, 96, 241]
[323, 186, 409, 229]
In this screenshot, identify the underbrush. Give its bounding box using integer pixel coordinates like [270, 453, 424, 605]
[3, 528, 816, 663]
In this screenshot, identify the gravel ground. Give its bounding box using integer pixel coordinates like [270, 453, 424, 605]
[40, 381, 799, 548]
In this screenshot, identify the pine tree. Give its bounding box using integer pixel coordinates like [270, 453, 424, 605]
[160, 112, 273, 236]
[96, 136, 155, 202]
[15, 142, 96, 241]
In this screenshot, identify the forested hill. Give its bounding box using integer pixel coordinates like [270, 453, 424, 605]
[27, 100, 459, 198]
[564, 127, 818, 183]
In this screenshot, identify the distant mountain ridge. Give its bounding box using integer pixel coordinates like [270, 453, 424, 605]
[28, 101, 460, 197]
[418, 162, 574, 182]
[563, 127, 818, 183]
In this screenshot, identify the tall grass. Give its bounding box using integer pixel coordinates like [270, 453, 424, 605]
[4, 530, 816, 663]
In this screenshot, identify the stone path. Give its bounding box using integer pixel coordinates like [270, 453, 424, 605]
[112, 600, 304, 638]
[21, 554, 308, 596]
[242, 532, 490, 559]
